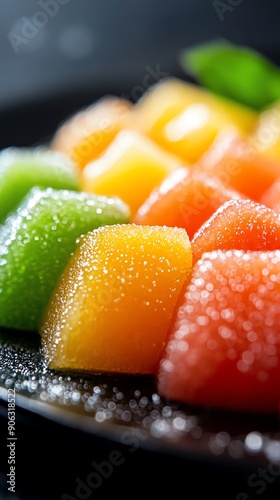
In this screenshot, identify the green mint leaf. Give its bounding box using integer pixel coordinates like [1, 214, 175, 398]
[179, 39, 280, 110]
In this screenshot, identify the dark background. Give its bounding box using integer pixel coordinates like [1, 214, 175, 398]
[1, 0, 280, 149]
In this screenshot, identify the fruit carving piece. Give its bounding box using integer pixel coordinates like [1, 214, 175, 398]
[157, 249, 280, 414]
[133, 167, 243, 240]
[0, 187, 130, 332]
[0, 147, 80, 223]
[40, 224, 193, 375]
[81, 130, 183, 216]
[51, 96, 132, 170]
[192, 199, 280, 264]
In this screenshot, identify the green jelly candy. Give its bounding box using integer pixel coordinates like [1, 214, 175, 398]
[0, 147, 81, 223]
[0, 187, 130, 332]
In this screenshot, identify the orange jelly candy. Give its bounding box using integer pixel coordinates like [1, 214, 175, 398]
[198, 130, 280, 202]
[41, 224, 193, 375]
[192, 199, 280, 264]
[133, 167, 243, 240]
[51, 96, 132, 170]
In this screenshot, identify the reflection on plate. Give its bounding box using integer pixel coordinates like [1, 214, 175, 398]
[1, 327, 280, 467]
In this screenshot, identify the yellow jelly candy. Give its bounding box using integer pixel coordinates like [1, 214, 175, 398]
[131, 77, 257, 163]
[81, 130, 183, 216]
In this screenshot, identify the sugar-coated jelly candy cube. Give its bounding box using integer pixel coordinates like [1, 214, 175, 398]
[192, 199, 280, 263]
[133, 168, 243, 240]
[40, 224, 193, 375]
[198, 129, 280, 202]
[0, 147, 80, 223]
[51, 96, 132, 170]
[158, 249, 280, 414]
[81, 130, 183, 216]
[131, 77, 256, 163]
[0, 187, 130, 332]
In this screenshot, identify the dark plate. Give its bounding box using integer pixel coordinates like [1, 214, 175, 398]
[1, 328, 280, 499]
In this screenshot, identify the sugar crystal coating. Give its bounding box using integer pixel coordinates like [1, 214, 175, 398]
[158, 249, 280, 413]
[192, 199, 280, 263]
[41, 223, 192, 374]
[0, 187, 130, 331]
